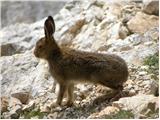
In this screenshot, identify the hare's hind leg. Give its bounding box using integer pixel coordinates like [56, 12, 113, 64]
[109, 85, 129, 102]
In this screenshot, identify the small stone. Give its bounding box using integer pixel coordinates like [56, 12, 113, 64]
[139, 71, 147, 76]
[1, 96, 9, 113]
[80, 116, 86, 119]
[129, 89, 136, 96]
[142, 0, 159, 15]
[9, 97, 22, 115]
[8, 98, 22, 118]
[40, 105, 51, 113]
[11, 92, 30, 104]
[42, 115, 48, 119]
[47, 112, 58, 119]
[134, 86, 139, 91]
[144, 41, 153, 46]
[10, 110, 20, 119]
[75, 100, 80, 105]
[66, 107, 74, 112]
[14, 105, 22, 114]
[31, 116, 39, 119]
[143, 80, 150, 85]
[81, 99, 87, 103]
[1, 112, 10, 119]
[22, 100, 35, 111]
[52, 106, 63, 112]
[137, 80, 143, 84]
[145, 80, 158, 95]
[126, 80, 134, 85]
[140, 65, 149, 70]
[127, 84, 134, 90]
[9, 97, 22, 106]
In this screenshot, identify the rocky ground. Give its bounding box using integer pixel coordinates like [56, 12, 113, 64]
[1, 1, 66, 27]
[0, 0, 159, 119]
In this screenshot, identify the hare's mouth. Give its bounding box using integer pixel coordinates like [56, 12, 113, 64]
[34, 53, 39, 58]
[34, 50, 39, 58]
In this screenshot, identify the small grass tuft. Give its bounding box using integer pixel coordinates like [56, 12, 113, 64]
[145, 109, 159, 119]
[143, 52, 159, 81]
[105, 109, 134, 119]
[21, 108, 46, 119]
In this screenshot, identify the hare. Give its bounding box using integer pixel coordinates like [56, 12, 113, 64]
[34, 16, 128, 107]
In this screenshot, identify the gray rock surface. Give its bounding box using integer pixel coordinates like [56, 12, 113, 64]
[1, 1, 67, 27]
[0, 50, 54, 98]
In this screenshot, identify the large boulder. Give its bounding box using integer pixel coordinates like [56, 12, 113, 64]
[113, 94, 159, 118]
[88, 106, 120, 119]
[127, 12, 159, 34]
[0, 50, 55, 98]
[142, 0, 159, 15]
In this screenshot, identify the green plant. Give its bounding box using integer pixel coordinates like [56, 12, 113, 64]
[143, 52, 159, 81]
[21, 108, 46, 119]
[105, 109, 134, 119]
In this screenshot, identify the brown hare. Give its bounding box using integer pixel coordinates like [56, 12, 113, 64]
[34, 16, 128, 107]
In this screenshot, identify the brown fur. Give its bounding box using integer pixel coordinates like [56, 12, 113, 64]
[34, 16, 128, 106]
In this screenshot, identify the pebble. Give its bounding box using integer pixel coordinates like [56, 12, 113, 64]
[136, 80, 143, 84]
[51, 106, 63, 112]
[143, 80, 150, 85]
[140, 65, 149, 70]
[22, 100, 35, 111]
[11, 92, 30, 104]
[81, 99, 87, 103]
[134, 86, 139, 91]
[40, 105, 51, 113]
[144, 41, 153, 46]
[10, 110, 19, 119]
[1, 96, 9, 113]
[139, 71, 147, 76]
[127, 84, 134, 90]
[14, 105, 22, 114]
[66, 107, 74, 112]
[47, 112, 58, 119]
[76, 96, 83, 101]
[75, 100, 80, 105]
[129, 89, 136, 96]
[2, 112, 11, 119]
[31, 116, 39, 119]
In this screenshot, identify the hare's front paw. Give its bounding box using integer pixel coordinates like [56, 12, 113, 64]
[62, 100, 73, 107]
[49, 100, 61, 108]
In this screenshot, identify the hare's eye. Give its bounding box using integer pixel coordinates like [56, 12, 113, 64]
[38, 45, 42, 49]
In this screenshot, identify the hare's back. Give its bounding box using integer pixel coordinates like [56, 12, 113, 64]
[63, 49, 128, 74]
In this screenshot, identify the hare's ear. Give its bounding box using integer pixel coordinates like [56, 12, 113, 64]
[44, 16, 55, 39]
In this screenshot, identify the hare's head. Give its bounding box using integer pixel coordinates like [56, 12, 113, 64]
[34, 16, 59, 59]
